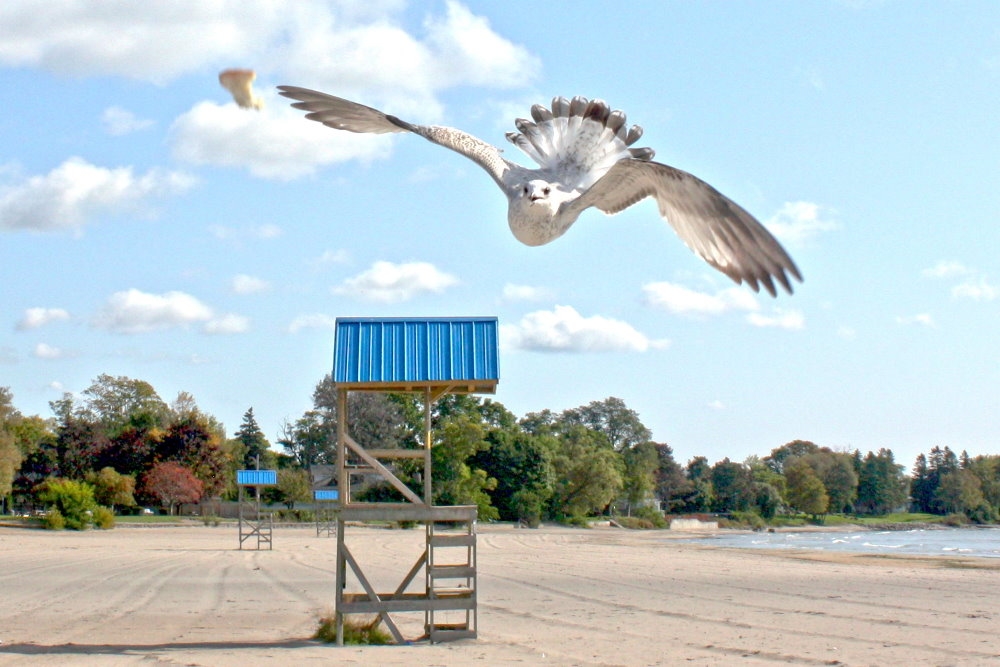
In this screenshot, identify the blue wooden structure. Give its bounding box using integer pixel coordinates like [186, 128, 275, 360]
[236, 469, 277, 550]
[330, 316, 499, 645]
[333, 316, 499, 394]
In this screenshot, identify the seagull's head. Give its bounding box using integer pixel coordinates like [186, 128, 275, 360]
[507, 179, 571, 246]
[522, 179, 554, 205]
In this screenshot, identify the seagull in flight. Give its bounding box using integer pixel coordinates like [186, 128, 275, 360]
[278, 86, 801, 296]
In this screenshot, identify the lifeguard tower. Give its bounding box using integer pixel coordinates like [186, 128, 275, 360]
[330, 316, 499, 644]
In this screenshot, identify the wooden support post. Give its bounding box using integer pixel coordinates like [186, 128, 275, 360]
[335, 387, 348, 646]
[423, 387, 432, 505]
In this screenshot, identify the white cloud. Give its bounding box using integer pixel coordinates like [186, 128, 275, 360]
[231, 274, 270, 295]
[204, 313, 250, 334]
[923, 260, 996, 301]
[643, 281, 759, 316]
[334, 260, 458, 303]
[33, 342, 65, 360]
[707, 400, 725, 410]
[288, 313, 338, 334]
[951, 277, 998, 302]
[0, 2, 278, 84]
[502, 283, 553, 302]
[101, 106, 154, 136]
[765, 201, 838, 246]
[422, 1, 541, 89]
[209, 223, 282, 241]
[746, 309, 805, 330]
[0, 2, 538, 157]
[93, 289, 213, 334]
[501, 305, 669, 353]
[896, 313, 935, 328]
[16, 307, 70, 330]
[315, 249, 350, 266]
[170, 101, 395, 180]
[837, 325, 857, 340]
[0, 157, 195, 232]
[922, 260, 971, 279]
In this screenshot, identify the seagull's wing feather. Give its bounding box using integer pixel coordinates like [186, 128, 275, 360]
[568, 159, 802, 295]
[278, 86, 511, 187]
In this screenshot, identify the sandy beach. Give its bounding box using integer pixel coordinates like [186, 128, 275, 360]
[1, 522, 998, 666]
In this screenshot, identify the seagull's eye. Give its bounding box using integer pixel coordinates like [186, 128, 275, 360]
[522, 185, 529, 195]
[542, 187, 551, 195]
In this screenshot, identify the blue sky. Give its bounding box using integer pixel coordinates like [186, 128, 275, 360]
[2, 1, 998, 470]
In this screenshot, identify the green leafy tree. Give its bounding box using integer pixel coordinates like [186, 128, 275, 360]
[0, 388, 23, 510]
[312, 377, 407, 449]
[797, 450, 857, 514]
[710, 458, 755, 512]
[279, 410, 334, 468]
[81, 374, 169, 436]
[653, 443, 691, 512]
[934, 469, 985, 516]
[271, 468, 312, 509]
[559, 397, 651, 451]
[784, 458, 829, 517]
[432, 415, 498, 520]
[473, 428, 553, 523]
[683, 457, 714, 511]
[966, 455, 1000, 510]
[754, 483, 783, 519]
[622, 441, 659, 515]
[765, 440, 820, 474]
[37, 478, 98, 530]
[547, 425, 623, 519]
[85, 467, 136, 512]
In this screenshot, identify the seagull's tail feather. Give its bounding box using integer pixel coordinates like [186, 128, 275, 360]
[505, 95, 654, 187]
[277, 86, 410, 134]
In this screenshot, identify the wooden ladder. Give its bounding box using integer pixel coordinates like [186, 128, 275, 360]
[425, 519, 477, 642]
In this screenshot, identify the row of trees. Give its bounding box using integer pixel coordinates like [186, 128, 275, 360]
[2, 375, 999, 525]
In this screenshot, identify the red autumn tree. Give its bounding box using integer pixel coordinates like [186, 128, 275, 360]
[142, 461, 203, 515]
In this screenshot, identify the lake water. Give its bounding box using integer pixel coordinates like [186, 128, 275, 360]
[681, 527, 1000, 558]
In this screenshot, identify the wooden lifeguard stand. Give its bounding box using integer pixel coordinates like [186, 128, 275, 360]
[237, 469, 277, 550]
[331, 316, 499, 645]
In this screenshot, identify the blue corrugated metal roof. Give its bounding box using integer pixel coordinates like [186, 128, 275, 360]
[236, 470, 278, 486]
[314, 489, 340, 501]
[333, 316, 499, 390]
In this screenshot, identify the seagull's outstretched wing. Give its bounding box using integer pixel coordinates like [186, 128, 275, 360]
[568, 159, 802, 296]
[277, 86, 511, 187]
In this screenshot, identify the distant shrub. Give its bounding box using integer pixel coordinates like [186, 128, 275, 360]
[615, 516, 656, 529]
[729, 511, 767, 530]
[273, 508, 314, 523]
[315, 614, 392, 645]
[93, 506, 115, 529]
[37, 479, 98, 530]
[561, 515, 592, 528]
[200, 514, 221, 527]
[942, 513, 969, 527]
[967, 502, 997, 525]
[43, 508, 66, 530]
[633, 505, 667, 527]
